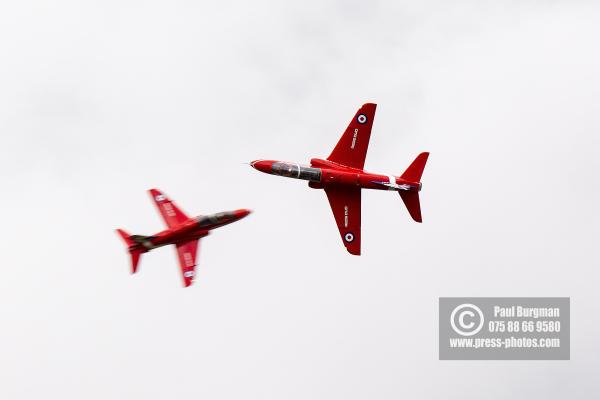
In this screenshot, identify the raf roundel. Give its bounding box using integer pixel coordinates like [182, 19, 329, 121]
[356, 114, 368, 124]
[344, 232, 355, 243]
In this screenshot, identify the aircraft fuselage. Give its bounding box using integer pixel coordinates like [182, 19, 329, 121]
[251, 158, 422, 192]
[131, 209, 251, 251]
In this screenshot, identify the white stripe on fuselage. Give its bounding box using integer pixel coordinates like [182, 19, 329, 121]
[387, 175, 396, 191]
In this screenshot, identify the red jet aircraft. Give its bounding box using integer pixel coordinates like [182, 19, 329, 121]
[116, 189, 251, 287]
[250, 103, 428, 255]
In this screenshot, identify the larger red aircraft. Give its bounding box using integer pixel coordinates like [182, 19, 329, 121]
[116, 189, 251, 287]
[251, 103, 428, 255]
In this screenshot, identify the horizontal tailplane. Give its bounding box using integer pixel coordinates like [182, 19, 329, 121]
[399, 152, 428, 222]
[116, 229, 143, 273]
[399, 192, 422, 223]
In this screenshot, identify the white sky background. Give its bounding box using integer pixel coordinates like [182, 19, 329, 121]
[1, 1, 599, 399]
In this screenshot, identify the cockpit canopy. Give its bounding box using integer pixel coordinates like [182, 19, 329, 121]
[197, 211, 235, 227]
[271, 162, 299, 177]
[271, 162, 321, 182]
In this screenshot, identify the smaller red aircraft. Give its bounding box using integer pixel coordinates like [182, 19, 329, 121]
[116, 189, 251, 287]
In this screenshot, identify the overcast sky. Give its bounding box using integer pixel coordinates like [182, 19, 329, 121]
[1, 1, 599, 399]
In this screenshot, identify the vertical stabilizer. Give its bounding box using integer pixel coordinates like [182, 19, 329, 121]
[400, 152, 429, 183]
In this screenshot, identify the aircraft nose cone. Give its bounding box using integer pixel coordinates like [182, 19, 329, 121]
[250, 160, 273, 173]
[235, 209, 252, 219]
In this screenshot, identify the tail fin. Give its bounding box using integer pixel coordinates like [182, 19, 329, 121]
[116, 229, 143, 274]
[399, 192, 422, 223]
[400, 152, 429, 183]
[399, 152, 429, 223]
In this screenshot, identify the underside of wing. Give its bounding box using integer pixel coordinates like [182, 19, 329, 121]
[327, 103, 377, 170]
[324, 186, 361, 255]
[176, 240, 200, 287]
[149, 188, 190, 228]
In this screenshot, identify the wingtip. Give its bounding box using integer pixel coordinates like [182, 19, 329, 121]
[410, 210, 423, 223]
[347, 247, 361, 256]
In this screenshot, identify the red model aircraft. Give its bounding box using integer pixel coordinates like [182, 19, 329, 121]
[250, 103, 428, 255]
[116, 189, 251, 287]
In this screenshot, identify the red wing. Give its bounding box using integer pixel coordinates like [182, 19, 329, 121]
[327, 103, 377, 170]
[176, 240, 200, 287]
[148, 188, 190, 228]
[324, 186, 361, 255]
